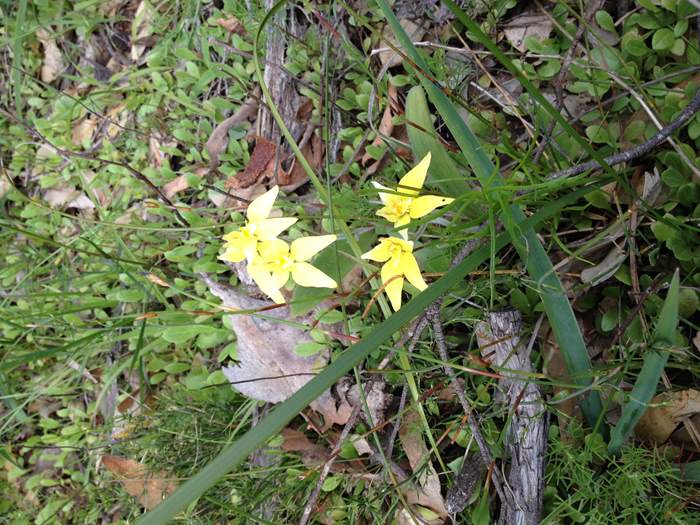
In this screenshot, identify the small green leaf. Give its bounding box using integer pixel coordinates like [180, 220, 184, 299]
[585, 124, 610, 144]
[294, 341, 326, 357]
[162, 325, 215, 343]
[321, 476, 342, 492]
[652, 28, 675, 51]
[595, 10, 616, 33]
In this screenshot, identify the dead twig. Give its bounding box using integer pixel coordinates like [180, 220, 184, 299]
[548, 87, 700, 180]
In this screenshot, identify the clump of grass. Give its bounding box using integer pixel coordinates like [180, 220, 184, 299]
[544, 421, 697, 524]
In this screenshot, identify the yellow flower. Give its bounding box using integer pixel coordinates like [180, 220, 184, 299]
[373, 152, 454, 238]
[361, 237, 427, 311]
[248, 235, 338, 304]
[219, 186, 297, 263]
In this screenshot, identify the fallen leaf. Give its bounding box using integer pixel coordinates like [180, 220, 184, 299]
[130, 1, 155, 61]
[162, 167, 207, 199]
[215, 16, 246, 35]
[378, 19, 425, 68]
[503, 13, 554, 52]
[580, 243, 627, 285]
[205, 276, 350, 429]
[36, 28, 65, 83]
[398, 408, 448, 518]
[206, 95, 258, 169]
[72, 117, 97, 145]
[280, 132, 323, 191]
[635, 390, 700, 444]
[228, 137, 277, 189]
[362, 83, 401, 175]
[281, 428, 331, 466]
[101, 455, 177, 509]
[43, 186, 95, 210]
[0, 175, 11, 199]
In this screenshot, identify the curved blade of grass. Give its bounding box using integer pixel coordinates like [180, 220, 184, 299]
[405, 85, 464, 196]
[608, 270, 680, 456]
[135, 183, 597, 524]
[442, 0, 613, 178]
[376, 0, 605, 431]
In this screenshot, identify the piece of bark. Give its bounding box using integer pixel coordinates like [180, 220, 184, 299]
[476, 311, 546, 525]
[446, 453, 486, 514]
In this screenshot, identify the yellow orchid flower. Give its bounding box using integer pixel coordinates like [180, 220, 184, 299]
[373, 152, 454, 239]
[361, 237, 427, 311]
[218, 185, 297, 263]
[248, 235, 338, 304]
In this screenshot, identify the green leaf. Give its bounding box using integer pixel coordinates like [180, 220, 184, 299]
[294, 341, 326, 357]
[595, 10, 616, 33]
[652, 28, 675, 51]
[405, 86, 465, 196]
[162, 325, 215, 343]
[608, 270, 680, 455]
[622, 31, 650, 56]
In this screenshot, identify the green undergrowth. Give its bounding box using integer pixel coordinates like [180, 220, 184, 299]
[2, 0, 700, 523]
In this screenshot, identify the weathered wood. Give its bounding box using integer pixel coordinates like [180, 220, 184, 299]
[477, 310, 546, 525]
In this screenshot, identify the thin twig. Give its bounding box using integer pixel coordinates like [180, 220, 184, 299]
[548, 87, 700, 180]
[427, 304, 514, 513]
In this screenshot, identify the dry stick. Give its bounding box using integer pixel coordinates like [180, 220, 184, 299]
[427, 304, 514, 514]
[0, 108, 190, 225]
[476, 311, 546, 525]
[299, 405, 362, 525]
[532, 0, 605, 163]
[548, 86, 700, 180]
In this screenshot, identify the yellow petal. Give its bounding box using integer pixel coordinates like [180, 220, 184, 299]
[398, 152, 431, 195]
[371, 181, 393, 205]
[246, 185, 279, 223]
[257, 217, 297, 240]
[248, 263, 285, 304]
[258, 238, 289, 260]
[218, 244, 246, 263]
[291, 262, 337, 288]
[290, 235, 337, 262]
[361, 239, 392, 262]
[400, 252, 427, 291]
[381, 262, 404, 311]
[270, 269, 290, 289]
[409, 195, 454, 219]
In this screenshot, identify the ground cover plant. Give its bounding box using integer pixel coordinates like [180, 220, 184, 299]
[1, 0, 700, 523]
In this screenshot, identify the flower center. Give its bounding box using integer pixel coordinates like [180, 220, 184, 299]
[240, 223, 257, 239]
[388, 198, 411, 219]
[268, 254, 294, 272]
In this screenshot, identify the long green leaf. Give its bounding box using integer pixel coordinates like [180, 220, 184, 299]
[608, 270, 680, 455]
[675, 460, 700, 483]
[405, 86, 464, 196]
[376, 0, 605, 430]
[135, 184, 598, 524]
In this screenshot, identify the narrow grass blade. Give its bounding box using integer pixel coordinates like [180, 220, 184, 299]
[675, 460, 700, 482]
[135, 185, 595, 525]
[12, 0, 28, 116]
[405, 86, 464, 195]
[608, 270, 680, 455]
[376, 0, 605, 430]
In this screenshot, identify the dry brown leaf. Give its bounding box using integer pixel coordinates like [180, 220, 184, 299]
[36, 28, 64, 83]
[101, 455, 177, 509]
[162, 167, 207, 200]
[378, 19, 425, 68]
[281, 428, 331, 466]
[130, 1, 155, 61]
[694, 332, 700, 353]
[72, 117, 97, 145]
[215, 16, 246, 35]
[206, 95, 258, 169]
[398, 408, 448, 518]
[43, 186, 95, 210]
[503, 13, 554, 52]
[580, 244, 627, 285]
[205, 277, 350, 429]
[362, 84, 400, 175]
[280, 132, 323, 191]
[635, 390, 700, 444]
[228, 137, 277, 189]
